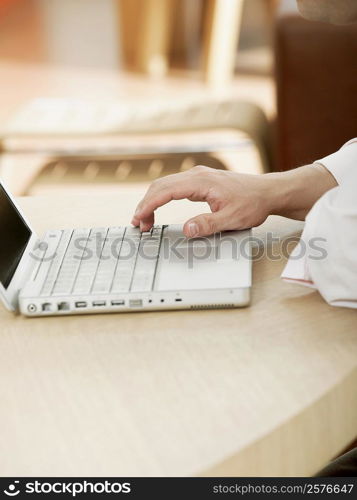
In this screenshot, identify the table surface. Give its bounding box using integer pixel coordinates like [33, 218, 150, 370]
[0, 192, 356, 477]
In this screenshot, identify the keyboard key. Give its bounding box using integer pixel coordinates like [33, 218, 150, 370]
[111, 227, 144, 293]
[130, 237, 161, 292]
[41, 230, 72, 296]
[91, 227, 125, 294]
[52, 229, 90, 295]
[39, 225, 164, 298]
[72, 228, 108, 295]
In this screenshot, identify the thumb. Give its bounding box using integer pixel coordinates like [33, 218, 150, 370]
[183, 210, 230, 238]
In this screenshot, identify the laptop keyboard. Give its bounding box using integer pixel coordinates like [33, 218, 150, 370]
[39, 226, 164, 296]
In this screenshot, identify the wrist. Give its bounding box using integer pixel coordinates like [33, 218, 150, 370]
[264, 164, 338, 220]
[263, 171, 293, 218]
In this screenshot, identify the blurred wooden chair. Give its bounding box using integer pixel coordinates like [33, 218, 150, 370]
[119, 0, 279, 83]
[0, 97, 272, 195]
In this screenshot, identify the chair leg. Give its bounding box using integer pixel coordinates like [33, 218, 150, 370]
[135, 0, 175, 78]
[202, 0, 245, 85]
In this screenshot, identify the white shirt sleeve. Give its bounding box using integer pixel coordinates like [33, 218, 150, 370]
[282, 139, 357, 308]
[314, 138, 357, 185]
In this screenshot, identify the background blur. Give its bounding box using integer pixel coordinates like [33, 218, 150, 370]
[0, 0, 356, 197]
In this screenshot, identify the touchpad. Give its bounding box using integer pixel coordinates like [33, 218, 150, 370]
[154, 225, 250, 291]
[169, 239, 219, 263]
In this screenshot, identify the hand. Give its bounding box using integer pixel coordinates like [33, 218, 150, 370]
[131, 166, 277, 237]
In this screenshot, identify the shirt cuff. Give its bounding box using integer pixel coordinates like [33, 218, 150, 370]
[281, 238, 316, 289]
[314, 138, 357, 185]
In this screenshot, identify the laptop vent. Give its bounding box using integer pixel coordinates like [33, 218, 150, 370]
[190, 304, 235, 310]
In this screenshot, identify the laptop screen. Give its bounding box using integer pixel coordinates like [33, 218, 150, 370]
[0, 184, 32, 288]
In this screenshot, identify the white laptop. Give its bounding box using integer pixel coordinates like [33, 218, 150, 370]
[0, 179, 252, 317]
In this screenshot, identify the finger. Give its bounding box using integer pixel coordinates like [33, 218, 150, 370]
[183, 209, 232, 238]
[131, 203, 156, 230]
[132, 210, 154, 229]
[133, 175, 203, 223]
[139, 213, 154, 232]
[131, 179, 177, 226]
[134, 172, 186, 207]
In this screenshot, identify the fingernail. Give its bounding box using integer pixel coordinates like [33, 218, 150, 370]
[188, 222, 199, 237]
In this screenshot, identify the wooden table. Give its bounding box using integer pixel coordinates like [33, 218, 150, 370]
[0, 192, 356, 477]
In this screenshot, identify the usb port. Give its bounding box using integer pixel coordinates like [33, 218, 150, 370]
[92, 300, 106, 307]
[111, 300, 125, 306]
[129, 299, 143, 307]
[58, 302, 70, 311]
[75, 301, 87, 308]
[175, 298, 182, 302]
